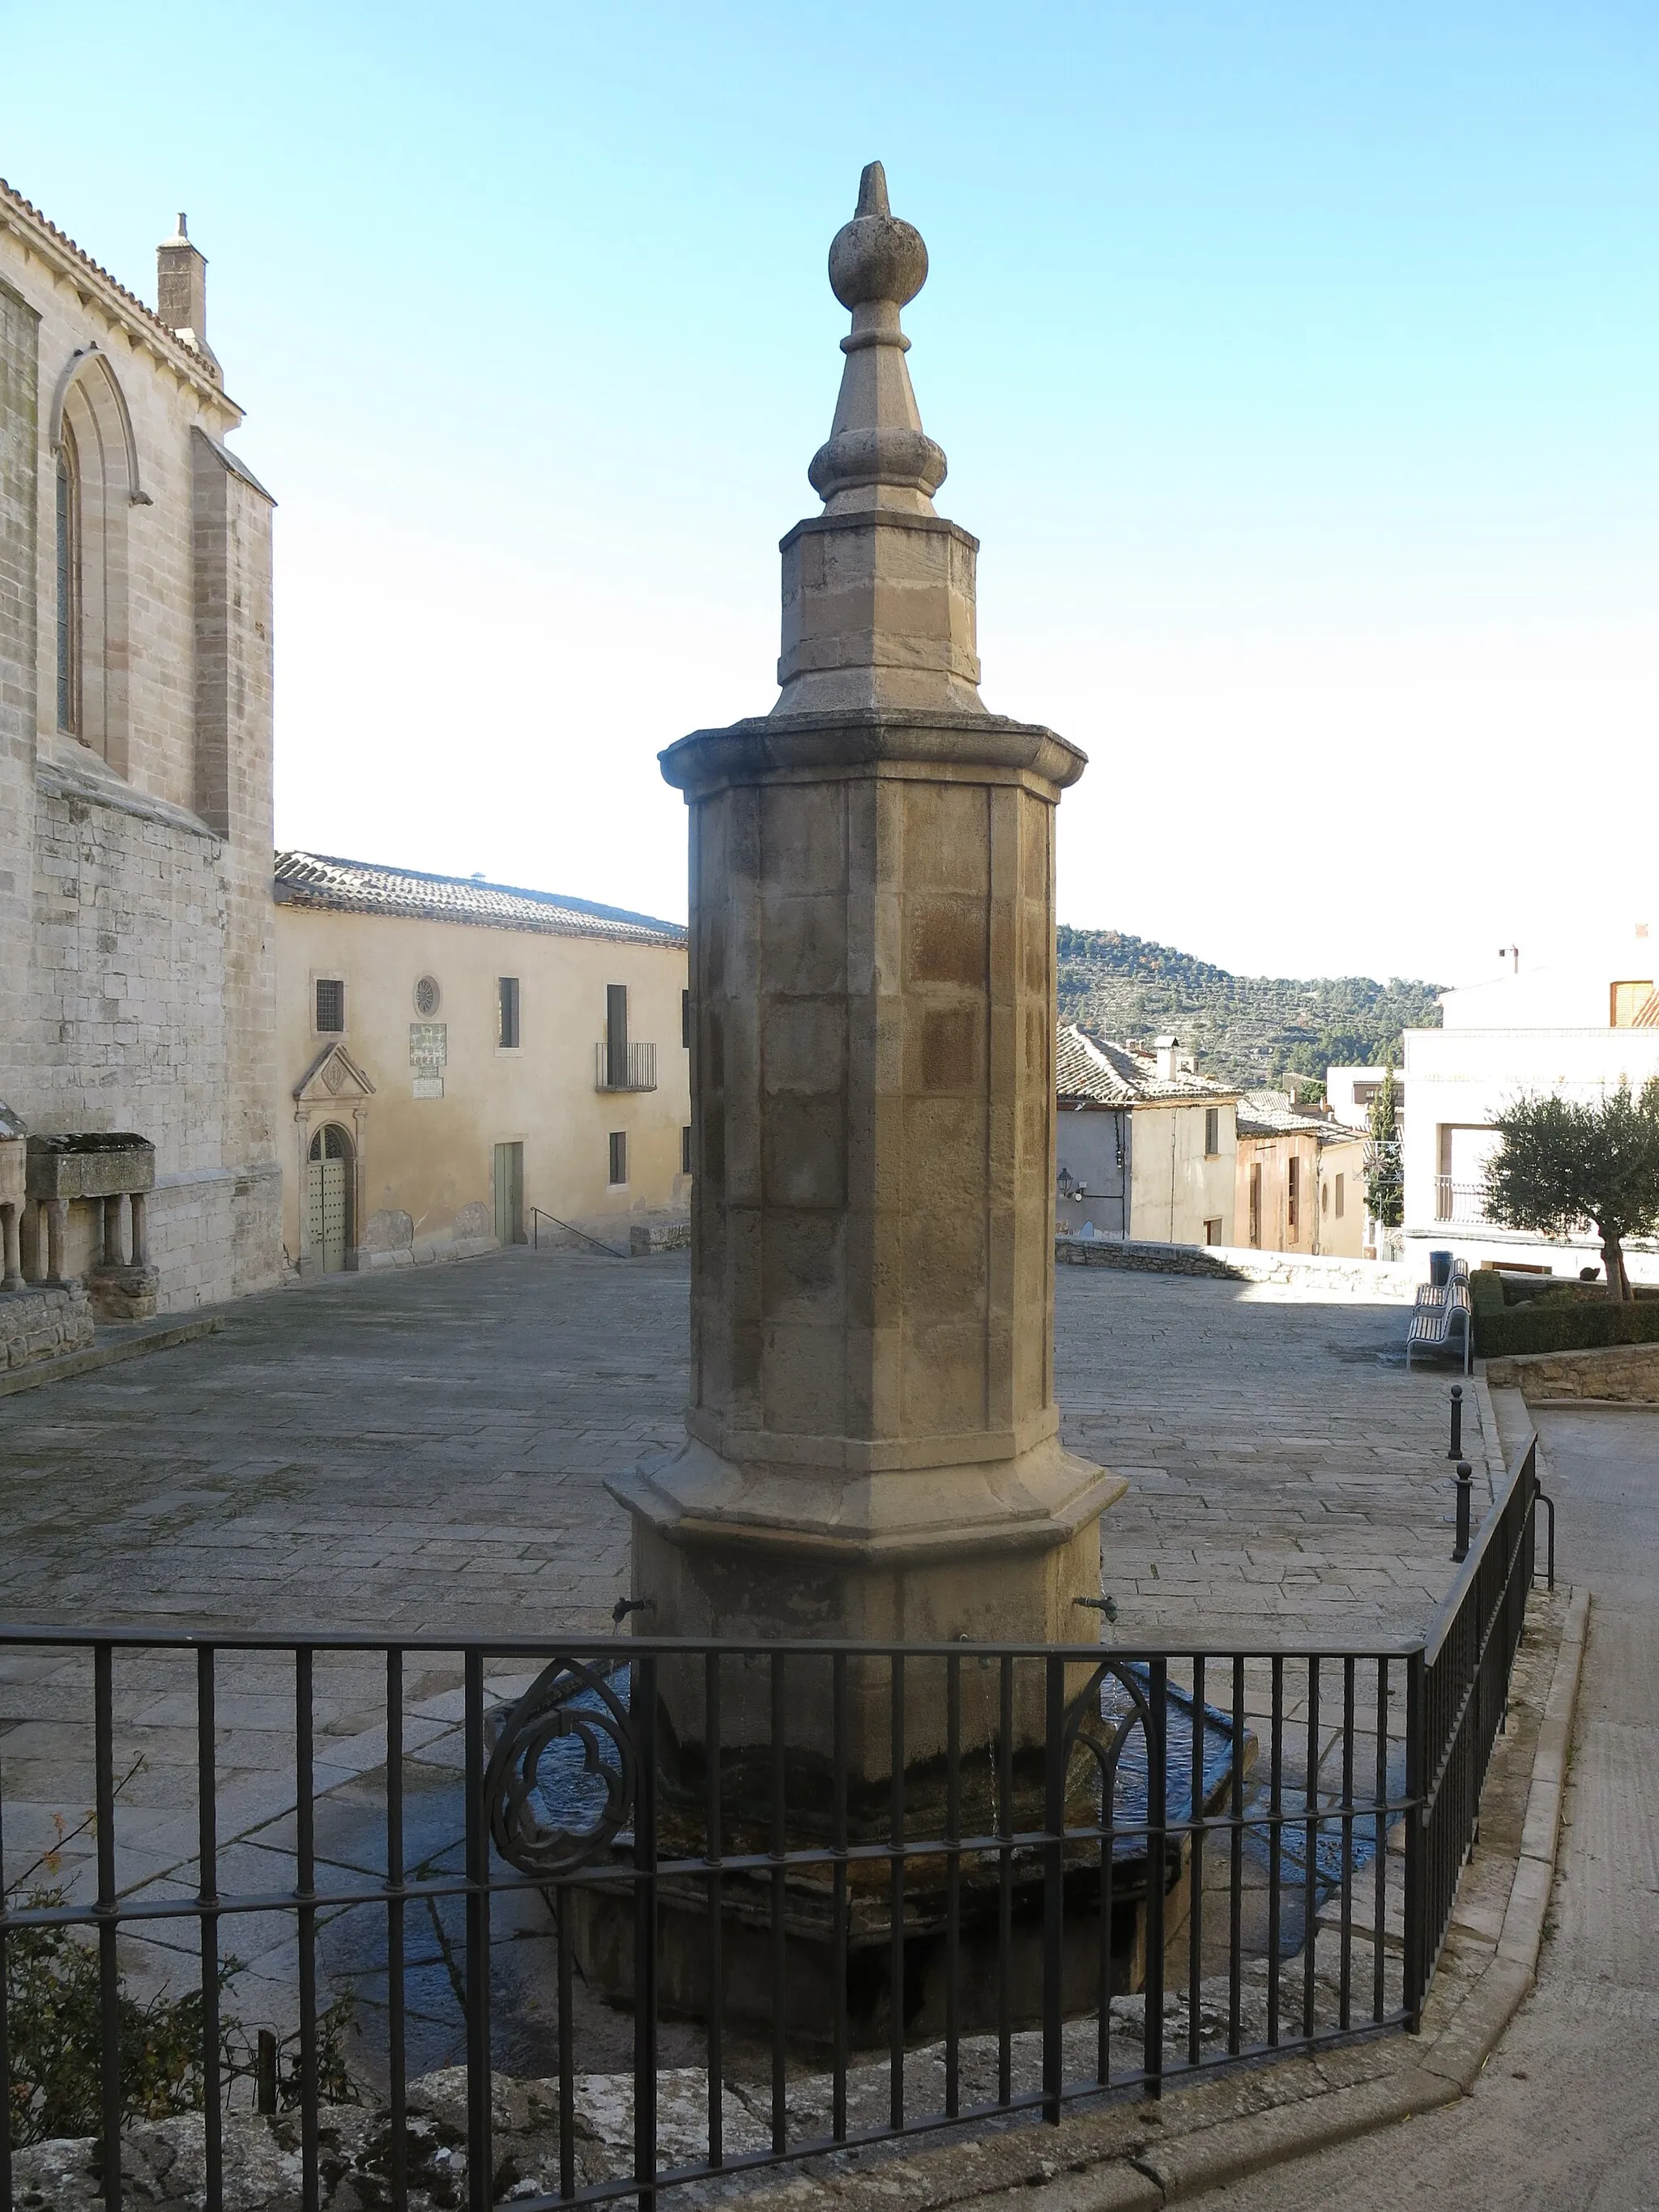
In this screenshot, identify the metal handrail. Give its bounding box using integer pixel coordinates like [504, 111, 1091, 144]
[1422, 1429, 1537, 1668]
[0, 1532, 1556, 2208]
[528, 1205, 627, 1259]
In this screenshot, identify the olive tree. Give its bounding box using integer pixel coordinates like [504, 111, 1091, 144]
[1482, 1080, 1659, 1302]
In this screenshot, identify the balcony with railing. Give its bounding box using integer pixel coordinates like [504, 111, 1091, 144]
[595, 1039, 657, 1092]
[1434, 1175, 1491, 1224]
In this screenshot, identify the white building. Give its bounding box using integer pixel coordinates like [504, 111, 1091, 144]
[1324, 1065, 1405, 1136]
[1400, 929, 1659, 1276]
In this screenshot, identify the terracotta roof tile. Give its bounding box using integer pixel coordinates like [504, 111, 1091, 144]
[1056, 1024, 1237, 1106]
[1236, 1089, 1360, 1142]
[273, 851, 686, 950]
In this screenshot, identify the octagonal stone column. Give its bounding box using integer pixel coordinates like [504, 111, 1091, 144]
[612, 165, 1124, 1801]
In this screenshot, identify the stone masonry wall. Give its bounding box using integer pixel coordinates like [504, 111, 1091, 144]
[1, 202, 281, 1315]
[0, 278, 41, 1113]
[1485, 1340, 1659, 1401]
[0, 1282, 92, 1370]
[26, 785, 280, 1307]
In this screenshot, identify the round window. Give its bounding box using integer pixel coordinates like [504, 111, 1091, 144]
[414, 976, 441, 1016]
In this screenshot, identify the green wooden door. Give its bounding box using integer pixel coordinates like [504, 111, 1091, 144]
[493, 1142, 524, 1245]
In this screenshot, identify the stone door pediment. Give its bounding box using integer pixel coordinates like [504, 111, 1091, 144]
[293, 1043, 377, 1105]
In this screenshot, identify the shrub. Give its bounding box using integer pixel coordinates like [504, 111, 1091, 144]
[6, 1778, 360, 2144]
[1471, 1270, 1659, 1357]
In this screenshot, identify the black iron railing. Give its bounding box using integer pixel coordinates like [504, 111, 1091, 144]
[0, 1451, 1548, 2211]
[1406, 1430, 1542, 2016]
[529, 1208, 627, 1259]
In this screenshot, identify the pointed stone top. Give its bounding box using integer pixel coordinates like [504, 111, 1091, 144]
[810, 163, 946, 509]
[827, 161, 928, 311]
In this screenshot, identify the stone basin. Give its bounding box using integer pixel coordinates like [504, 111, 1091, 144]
[25, 1132, 156, 1201]
[541, 1660, 1254, 2048]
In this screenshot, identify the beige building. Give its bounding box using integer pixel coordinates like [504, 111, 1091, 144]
[1056, 1026, 1239, 1245]
[273, 853, 690, 1274]
[1235, 1091, 1367, 1257]
[0, 184, 279, 1334]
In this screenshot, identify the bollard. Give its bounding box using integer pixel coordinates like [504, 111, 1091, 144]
[256, 2027, 278, 2115]
[1452, 1460, 1473, 1562]
[1447, 1384, 1464, 1461]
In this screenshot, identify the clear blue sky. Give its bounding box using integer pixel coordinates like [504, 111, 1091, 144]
[6, 2, 1656, 985]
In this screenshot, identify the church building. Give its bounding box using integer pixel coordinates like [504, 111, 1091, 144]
[0, 181, 281, 1332]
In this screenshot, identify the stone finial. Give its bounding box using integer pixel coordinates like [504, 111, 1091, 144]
[156, 215, 220, 380]
[808, 161, 947, 510]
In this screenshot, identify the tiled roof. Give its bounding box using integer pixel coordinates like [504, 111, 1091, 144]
[273, 852, 686, 949]
[1056, 1025, 1236, 1106]
[1236, 1089, 1361, 1142]
[0, 178, 228, 400]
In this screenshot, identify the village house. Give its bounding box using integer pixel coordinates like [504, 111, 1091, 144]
[1055, 1025, 1238, 1245]
[272, 853, 690, 1273]
[1400, 926, 1659, 1276]
[0, 183, 279, 1353]
[1235, 1090, 1367, 1259]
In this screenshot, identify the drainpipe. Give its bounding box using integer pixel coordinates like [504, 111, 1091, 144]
[1170, 1115, 1178, 1242]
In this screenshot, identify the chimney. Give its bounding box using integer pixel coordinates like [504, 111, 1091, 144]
[1154, 1034, 1179, 1082]
[156, 215, 220, 379]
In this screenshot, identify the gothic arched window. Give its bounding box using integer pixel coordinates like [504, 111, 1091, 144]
[55, 424, 80, 736]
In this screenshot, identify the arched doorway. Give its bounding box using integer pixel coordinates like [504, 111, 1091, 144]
[307, 1123, 353, 1274]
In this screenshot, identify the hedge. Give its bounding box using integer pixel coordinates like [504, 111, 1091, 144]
[1471, 1269, 1659, 1357]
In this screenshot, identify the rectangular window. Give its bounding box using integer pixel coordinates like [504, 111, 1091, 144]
[606, 984, 629, 1086]
[1335, 1173, 1346, 1219]
[1248, 1162, 1261, 1247]
[682, 988, 692, 1049]
[498, 976, 521, 1049]
[1204, 1106, 1220, 1157]
[1287, 1155, 1300, 1237]
[608, 1131, 628, 1186]
[1611, 980, 1655, 1027]
[314, 978, 345, 1034]
[681, 1123, 693, 1176]
[1203, 1217, 1222, 1246]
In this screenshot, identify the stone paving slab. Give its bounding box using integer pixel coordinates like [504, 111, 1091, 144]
[0, 1246, 1487, 1648]
[0, 1249, 1489, 1931]
[0, 1248, 1515, 2126]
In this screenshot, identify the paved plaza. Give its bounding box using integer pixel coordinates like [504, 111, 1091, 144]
[0, 1247, 1491, 2082]
[0, 1245, 1489, 1645]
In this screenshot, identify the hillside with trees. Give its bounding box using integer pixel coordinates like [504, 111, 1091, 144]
[1056, 925, 1443, 1091]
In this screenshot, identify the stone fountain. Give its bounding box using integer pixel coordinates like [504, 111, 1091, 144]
[598, 162, 1128, 2038]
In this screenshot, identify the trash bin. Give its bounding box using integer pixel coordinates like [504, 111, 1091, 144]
[1429, 1250, 1452, 1286]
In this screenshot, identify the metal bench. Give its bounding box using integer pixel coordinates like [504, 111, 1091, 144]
[1406, 1258, 1473, 1373]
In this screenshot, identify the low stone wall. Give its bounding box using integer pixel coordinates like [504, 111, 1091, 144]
[0, 1283, 94, 1370]
[629, 1218, 692, 1255]
[1056, 1235, 1418, 1301]
[357, 1234, 500, 1272]
[1485, 1340, 1659, 1402]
